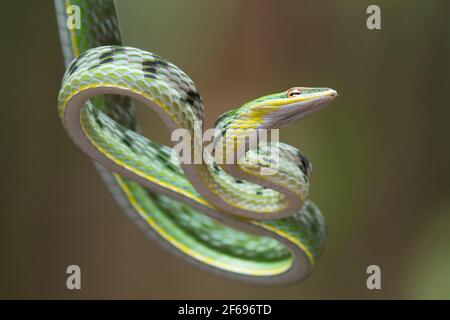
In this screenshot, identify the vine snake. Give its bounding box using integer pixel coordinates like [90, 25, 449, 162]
[55, 0, 337, 284]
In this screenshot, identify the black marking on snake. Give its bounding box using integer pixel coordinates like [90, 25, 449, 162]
[156, 150, 168, 159]
[235, 179, 244, 184]
[92, 110, 104, 128]
[178, 91, 202, 119]
[154, 58, 170, 67]
[142, 59, 170, 69]
[142, 60, 157, 66]
[157, 60, 170, 67]
[142, 60, 156, 67]
[296, 154, 310, 183]
[187, 90, 201, 103]
[67, 62, 78, 76]
[256, 190, 263, 195]
[142, 61, 159, 80]
[156, 154, 168, 163]
[189, 92, 202, 111]
[143, 67, 157, 74]
[88, 63, 101, 70]
[122, 135, 133, 149]
[100, 57, 114, 64]
[120, 130, 138, 150]
[213, 164, 220, 171]
[299, 156, 310, 175]
[165, 163, 177, 173]
[95, 118, 104, 128]
[99, 51, 114, 59]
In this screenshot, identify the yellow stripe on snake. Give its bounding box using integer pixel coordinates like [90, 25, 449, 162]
[55, 0, 337, 284]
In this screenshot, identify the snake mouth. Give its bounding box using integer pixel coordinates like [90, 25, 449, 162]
[261, 89, 338, 129]
[262, 88, 337, 107]
[287, 88, 337, 104]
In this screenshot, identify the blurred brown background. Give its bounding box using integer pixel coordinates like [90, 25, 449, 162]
[0, 0, 449, 299]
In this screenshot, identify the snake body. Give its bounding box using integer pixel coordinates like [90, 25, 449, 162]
[55, 0, 336, 284]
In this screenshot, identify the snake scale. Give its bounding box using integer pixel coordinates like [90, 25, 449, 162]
[55, 0, 337, 284]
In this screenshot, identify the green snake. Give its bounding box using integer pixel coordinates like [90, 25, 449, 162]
[55, 0, 337, 284]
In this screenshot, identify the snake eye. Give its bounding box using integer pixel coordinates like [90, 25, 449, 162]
[287, 87, 303, 97]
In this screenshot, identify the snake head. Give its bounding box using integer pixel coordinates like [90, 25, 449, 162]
[244, 87, 337, 129]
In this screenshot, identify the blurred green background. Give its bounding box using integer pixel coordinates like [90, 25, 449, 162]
[0, 0, 449, 299]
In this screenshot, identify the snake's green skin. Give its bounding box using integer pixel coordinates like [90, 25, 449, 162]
[55, 0, 336, 284]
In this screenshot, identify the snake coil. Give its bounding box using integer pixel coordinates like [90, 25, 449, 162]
[55, 0, 335, 284]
